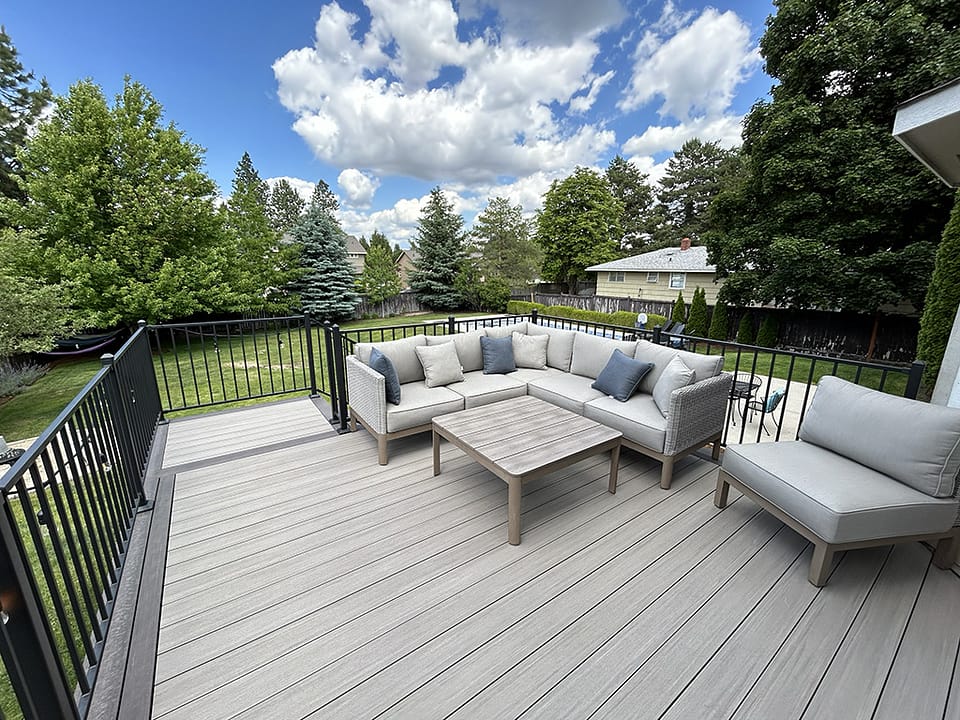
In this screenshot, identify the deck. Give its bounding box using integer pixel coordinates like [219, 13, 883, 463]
[124, 399, 960, 719]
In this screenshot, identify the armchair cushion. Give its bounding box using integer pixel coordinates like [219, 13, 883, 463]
[723, 441, 958, 544]
[591, 349, 653, 402]
[480, 335, 516, 374]
[368, 348, 401, 405]
[652, 356, 695, 416]
[426, 330, 484, 372]
[355, 335, 428, 384]
[415, 342, 464, 388]
[800, 376, 960, 498]
[512, 332, 548, 370]
[527, 325, 576, 372]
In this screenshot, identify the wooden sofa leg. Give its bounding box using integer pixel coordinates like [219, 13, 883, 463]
[714, 471, 730, 508]
[711, 438, 722, 461]
[933, 533, 959, 569]
[809, 543, 834, 587]
[660, 457, 675, 490]
[377, 436, 389, 466]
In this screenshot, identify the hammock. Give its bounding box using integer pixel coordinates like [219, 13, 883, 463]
[40, 329, 127, 357]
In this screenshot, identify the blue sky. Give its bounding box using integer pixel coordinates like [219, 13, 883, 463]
[6, 0, 775, 245]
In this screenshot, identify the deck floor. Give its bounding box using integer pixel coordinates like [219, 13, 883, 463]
[150, 399, 960, 720]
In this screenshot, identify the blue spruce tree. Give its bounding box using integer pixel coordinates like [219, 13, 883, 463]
[293, 204, 358, 321]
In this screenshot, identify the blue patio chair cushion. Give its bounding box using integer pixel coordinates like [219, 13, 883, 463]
[591, 349, 654, 402]
[480, 335, 516, 374]
[764, 389, 784, 413]
[368, 347, 401, 405]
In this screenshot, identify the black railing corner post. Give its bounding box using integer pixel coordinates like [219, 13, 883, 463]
[303, 313, 318, 396]
[531, 309, 538, 325]
[906, 360, 925, 400]
[323, 321, 339, 423]
[331, 324, 349, 432]
[448, 315, 456, 335]
[100, 354, 148, 507]
[652, 325, 663, 345]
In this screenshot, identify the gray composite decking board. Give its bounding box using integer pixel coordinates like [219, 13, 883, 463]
[374, 497, 769, 719]
[155, 453, 639, 654]
[872, 562, 960, 720]
[525, 525, 809, 720]
[152, 456, 666, 717]
[154, 453, 661, 689]
[161, 462, 713, 720]
[945, 640, 960, 720]
[800, 542, 930, 720]
[315, 474, 732, 719]
[729, 547, 892, 720]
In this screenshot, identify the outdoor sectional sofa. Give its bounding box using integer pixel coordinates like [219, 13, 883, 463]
[345, 321, 733, 489]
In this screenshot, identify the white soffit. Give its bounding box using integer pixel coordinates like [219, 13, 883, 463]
[893, 77, 960, 188]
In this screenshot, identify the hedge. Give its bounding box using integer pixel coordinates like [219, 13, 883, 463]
[505, 300, 666, 330]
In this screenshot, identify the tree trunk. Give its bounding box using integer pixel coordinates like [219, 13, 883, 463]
[866, 311, 880, 360]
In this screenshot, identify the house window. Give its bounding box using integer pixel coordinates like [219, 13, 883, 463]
[669, 272, 686, 289]
[608, 271, 625, 282]
[647, 272, 659, 283]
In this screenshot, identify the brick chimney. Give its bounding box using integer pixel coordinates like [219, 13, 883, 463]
[680, 237, 691, 251]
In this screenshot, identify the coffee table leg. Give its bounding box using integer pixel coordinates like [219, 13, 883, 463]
[433, 429, 441, 476]
[608, 443, 621, 494]
[508, 478, 521, 545]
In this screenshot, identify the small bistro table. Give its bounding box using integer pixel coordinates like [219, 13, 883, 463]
[432, 395, 622, 545]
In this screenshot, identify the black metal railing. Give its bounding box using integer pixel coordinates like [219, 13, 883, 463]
[0, 323, 161, 719]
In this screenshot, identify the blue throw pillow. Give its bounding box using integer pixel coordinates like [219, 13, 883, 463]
[480, 335, 516, 374]
[592, 349, 654, 402]
[368, 347, 401, 405]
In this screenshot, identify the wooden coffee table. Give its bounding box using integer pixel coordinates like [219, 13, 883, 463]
[432, 395, 622, 545]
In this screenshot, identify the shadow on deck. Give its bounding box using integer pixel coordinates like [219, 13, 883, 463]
[92, 399, 960, 720]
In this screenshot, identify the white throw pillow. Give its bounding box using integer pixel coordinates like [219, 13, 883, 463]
[652, 355, 695, 416]
[414, 342, 464, 387]
[512, 332, 548, 370]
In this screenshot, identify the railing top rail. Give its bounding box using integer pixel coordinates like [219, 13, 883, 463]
[147, 315, 306, 330]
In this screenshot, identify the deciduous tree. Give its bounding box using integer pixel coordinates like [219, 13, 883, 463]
[360, 242, 402, 310]
[535, 168, 622, 292]
[409, 187, 465, 310]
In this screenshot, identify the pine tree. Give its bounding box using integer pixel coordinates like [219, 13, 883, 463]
[671, 291, 687, 325]
[473, 196, 539, 288]
[310, 179, 339, 217]
[756, 314, 779, 348]
[268, 178, 306, 232]
[293, 205, 358, 321]
[736, 312, 755, 345]
[708, 300, 729, 340]
[918, 193, 960, 390]
[0, 27, 53, 203]
[686, 287, 709, 337]
[360, 242, 402, 310]
[409, 187, 465, 310]
[605, 155, 656, 252]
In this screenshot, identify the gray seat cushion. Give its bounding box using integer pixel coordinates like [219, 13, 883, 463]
[800, 376, 960, 498]
[527, 324, 576, 372]
[355, 335, 428, 384]
[569, 333, 637, 380]
[510, 367, 562, 385]
[448, 372, 527, 409]
[386, 383, 464, 432]
[584, 395, 667, 453]
[723, 441, 958, 544]
[634, 339, 724, 394]
[526, 372, 605, 414]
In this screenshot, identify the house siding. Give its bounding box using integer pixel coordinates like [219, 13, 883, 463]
[596, 271, 722, 304]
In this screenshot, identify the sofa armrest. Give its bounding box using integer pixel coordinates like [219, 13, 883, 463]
[346, 355, 387, 435]
[664, 373, 733, 455]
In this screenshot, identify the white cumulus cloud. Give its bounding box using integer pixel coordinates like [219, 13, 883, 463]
[337, 168, 381, 207]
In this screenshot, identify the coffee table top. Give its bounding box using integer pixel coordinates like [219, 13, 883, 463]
[432, 395, 621, 479]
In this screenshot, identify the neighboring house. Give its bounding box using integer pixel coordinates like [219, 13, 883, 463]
[585, 238, 723, 304]
[396, 248, 417, 288]
[345, 235, 367, 274]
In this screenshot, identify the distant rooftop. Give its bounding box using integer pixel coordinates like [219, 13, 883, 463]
[344, 235, 366, 254]
[586, 245, 715, 273]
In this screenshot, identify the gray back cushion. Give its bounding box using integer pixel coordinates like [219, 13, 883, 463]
[483, 321, 528, 338]
[800, 376, 960, 498]
[527, 324, 576, 372]
[426, 330, 484, 372]
[633, 339, 724, 395]
[570, 333, 637, 380]
[354, 334, 427, 384]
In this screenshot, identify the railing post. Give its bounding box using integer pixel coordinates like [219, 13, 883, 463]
[331, 325, 349, 432]
[323, 321, 339, 423]
[101, 354, 147, 506]
[303, 313, 318, 396]
[448, 315, 456, 335]
[0, 498, 78, 719]
[652, 325, 662, 345]
[531, 309, 538, 325]
[905, 360, 925, 399]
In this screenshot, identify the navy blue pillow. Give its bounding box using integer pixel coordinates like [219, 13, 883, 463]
[591, 349, 654, 402]
[480, 335, 516, 374]
[368, 348, 401, 404]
